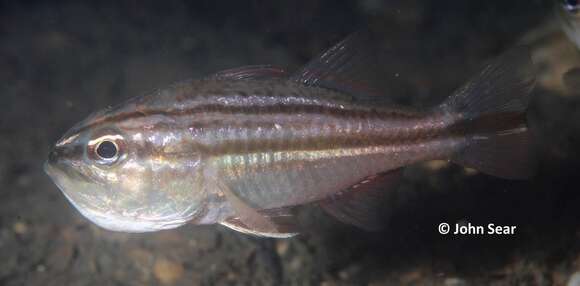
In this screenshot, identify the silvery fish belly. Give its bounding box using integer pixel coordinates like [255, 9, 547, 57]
[44, 33, 537, 238]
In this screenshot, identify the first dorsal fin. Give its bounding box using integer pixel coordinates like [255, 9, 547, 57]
[211, 65, 288, 80]
[290, 31, 384, 99]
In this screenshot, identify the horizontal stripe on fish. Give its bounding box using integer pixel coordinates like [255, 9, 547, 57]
[79, 103, 427, 133]
[70, 79, 423, 128]
[115, 112, 449, 155]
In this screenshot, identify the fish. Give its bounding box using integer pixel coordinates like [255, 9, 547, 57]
[44, 33, 537, 238]
[556, 0, 580, 48]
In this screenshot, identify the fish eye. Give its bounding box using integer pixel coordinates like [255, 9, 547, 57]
[96, 140, 118, 159]
[87, 133, 125, 165]
[564, 0, 580, 12]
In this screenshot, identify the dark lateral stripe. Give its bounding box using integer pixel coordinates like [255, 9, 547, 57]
[117, 110, 446, 156]
[74, 103, 423, 135]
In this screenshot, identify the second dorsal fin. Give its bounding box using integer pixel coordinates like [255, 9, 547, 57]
[290, 32, 384, 99]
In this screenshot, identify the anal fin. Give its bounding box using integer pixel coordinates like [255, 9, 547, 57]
[319, 169, 402, 231]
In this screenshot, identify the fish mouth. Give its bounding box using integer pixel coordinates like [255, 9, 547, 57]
[45, 143, 93, 182]
[44, 152, 97, 221]
[44, 158, 84, 201]
[44, 158, 91, 186]
[44, 158, 67, 186]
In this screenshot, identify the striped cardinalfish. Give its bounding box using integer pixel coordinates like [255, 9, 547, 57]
[44, 33, 536, 238]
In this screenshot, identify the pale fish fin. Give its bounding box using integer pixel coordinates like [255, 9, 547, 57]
[441, 47, 536, 120]
[319, 169, 402, 231]
[210, 65, 288, 80]
[221, 208, 299, 238]
[440, 47, 537, 179]
[220, 220, 298, 238]
[453, 130, 535, 179]
[290, 31, 385, 100]
[220, 185, 299, 238]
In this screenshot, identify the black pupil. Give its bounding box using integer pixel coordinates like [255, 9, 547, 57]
[96, 141, 117, 159]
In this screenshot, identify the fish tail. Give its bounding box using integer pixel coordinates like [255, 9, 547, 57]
[439, 47, 537, 179]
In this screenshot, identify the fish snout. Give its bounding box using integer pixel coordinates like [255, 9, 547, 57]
[48, 143, 83, 163]
[48, 148, 59, 164]
[45, 146, 71, 176]
[45, 144, 86, 180]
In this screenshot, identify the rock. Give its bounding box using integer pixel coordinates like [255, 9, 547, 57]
[46, 243, 74, 271]
[12, 222, 28, 235]
[60, 226, 80, 243]
[569, 272, 580, 286]
[462, 167, 478, 176]
[276, 240, 289, 256]
[444, 277, 468, 286]
[154, 231, 185, 245]
[153, 258, 184, 285]
[399, 270, 423, 284]
[423, 160, 449, 171]
[338, 264, 361, 280]
[529, 32, 580, 94]
[320, 281, 338, 286]
[289, 256, 303, 272]
[129, 248, 154, 282]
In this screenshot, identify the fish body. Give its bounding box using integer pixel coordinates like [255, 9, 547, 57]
[556, 0, 580, 48]
[45, 34, 536, 237]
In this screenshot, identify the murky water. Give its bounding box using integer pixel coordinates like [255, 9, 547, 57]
[1, 1, 579, 285]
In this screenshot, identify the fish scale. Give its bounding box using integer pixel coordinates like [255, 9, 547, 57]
[45, 33, 536, 236]
[200, 89, 460, 209]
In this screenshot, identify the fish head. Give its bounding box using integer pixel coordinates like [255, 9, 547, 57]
[45, 107, 206, 233]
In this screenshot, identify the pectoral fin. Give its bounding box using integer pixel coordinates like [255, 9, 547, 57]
[221, 210, 299, 239]
[320, 169, 402, 231]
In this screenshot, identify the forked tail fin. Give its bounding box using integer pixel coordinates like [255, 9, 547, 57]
[440, 48, 537, 179]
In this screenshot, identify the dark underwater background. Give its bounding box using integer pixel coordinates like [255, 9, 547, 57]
[1, 0, 579, 285]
